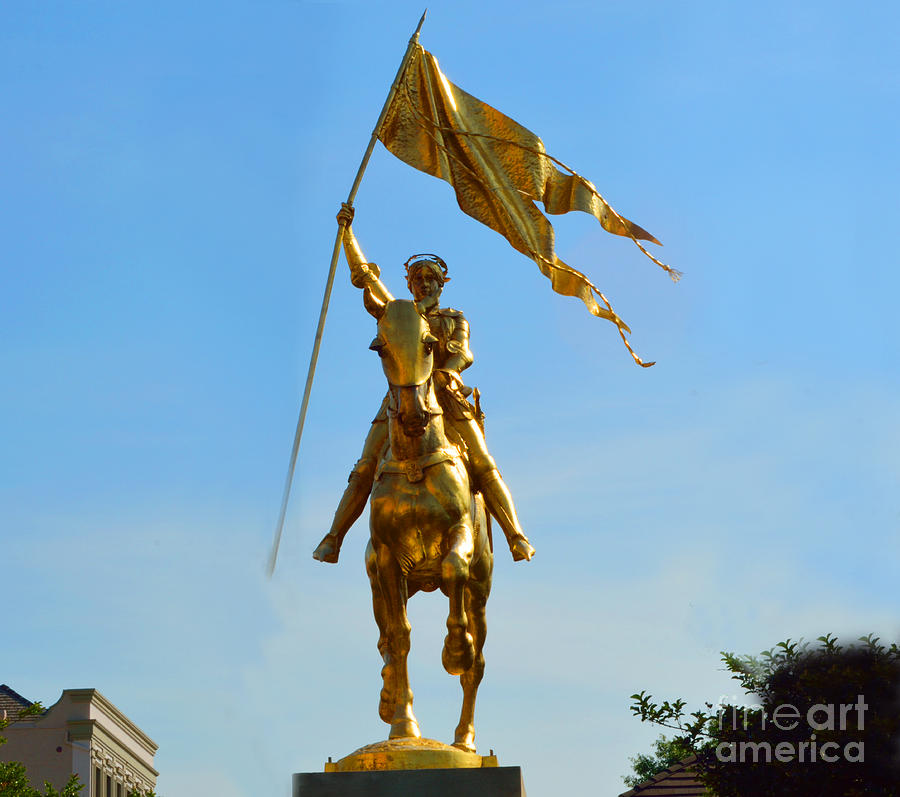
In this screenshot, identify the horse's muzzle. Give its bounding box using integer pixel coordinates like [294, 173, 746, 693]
[393, 383, 431, 437]
[400, 412, 428, 437]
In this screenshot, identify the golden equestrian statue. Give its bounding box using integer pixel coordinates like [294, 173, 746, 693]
[312, 203, 533, 750]
[267, 18, 674, 769]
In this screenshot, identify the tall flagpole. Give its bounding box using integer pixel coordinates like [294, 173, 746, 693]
[267, 10, 428, 576]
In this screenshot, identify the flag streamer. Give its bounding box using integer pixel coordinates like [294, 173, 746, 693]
[397, 77, 683, 284]
[378, 45, 679, 366]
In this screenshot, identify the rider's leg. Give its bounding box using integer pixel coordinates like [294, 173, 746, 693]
[312, 421, 387, 563]
[454, 418, 535, 562]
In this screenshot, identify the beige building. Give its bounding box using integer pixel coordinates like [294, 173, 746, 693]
[1, 684, 158, 796]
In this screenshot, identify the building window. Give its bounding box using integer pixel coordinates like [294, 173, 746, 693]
[94, 768, 101, 797]
[106, 775, 112, 797]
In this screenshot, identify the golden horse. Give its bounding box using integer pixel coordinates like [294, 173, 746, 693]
[363, 296, 493, 752]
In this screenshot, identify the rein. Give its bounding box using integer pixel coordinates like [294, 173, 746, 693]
[376, 446, 461, 484]
[385, 377, 443, 419]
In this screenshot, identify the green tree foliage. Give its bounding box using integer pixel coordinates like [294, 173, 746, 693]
[623, 733, 696, 788]
[628, 634, 900, 796]
[0, 704, 82, 797]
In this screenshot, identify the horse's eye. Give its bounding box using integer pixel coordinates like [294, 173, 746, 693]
[423, 342, 433, 355]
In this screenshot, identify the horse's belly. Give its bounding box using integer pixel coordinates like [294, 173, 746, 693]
[407, 561, 443, 592]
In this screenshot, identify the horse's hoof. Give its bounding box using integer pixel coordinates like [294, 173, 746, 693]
[389, 717, 421, 739]
[442, 630, 475, 675]
[453, 730, 476, 753]
[510, 536, 534, 562]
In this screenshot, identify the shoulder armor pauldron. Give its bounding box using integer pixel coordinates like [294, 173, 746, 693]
[437, 307, 464, 319]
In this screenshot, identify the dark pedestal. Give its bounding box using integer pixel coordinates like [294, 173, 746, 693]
[293, 766, 526, 797]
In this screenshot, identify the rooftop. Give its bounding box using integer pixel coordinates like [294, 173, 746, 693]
[619, 755, 707, 797]
[0, 684, 34, 722]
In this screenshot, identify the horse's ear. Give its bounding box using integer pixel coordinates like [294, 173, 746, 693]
[363, 289, 386, 319]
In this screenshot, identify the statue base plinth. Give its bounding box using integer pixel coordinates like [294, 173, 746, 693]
[294, 738, 526, 796]
[326, 737, 496, 772]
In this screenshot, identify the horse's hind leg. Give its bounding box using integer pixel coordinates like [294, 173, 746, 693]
[454, 548, 491, 751]
[375, 542, 420, 739]
[366, 540, 395, 724]
[441, 521, 476, 676]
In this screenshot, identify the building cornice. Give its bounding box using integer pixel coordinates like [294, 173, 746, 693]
[67, 719, 160, 779]
[64, 689, 157, 756]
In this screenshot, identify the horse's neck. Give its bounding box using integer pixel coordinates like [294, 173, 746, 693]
[388, 415, 449, 462]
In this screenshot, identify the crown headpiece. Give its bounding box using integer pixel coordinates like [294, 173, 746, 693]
[404, 253, 450, 284]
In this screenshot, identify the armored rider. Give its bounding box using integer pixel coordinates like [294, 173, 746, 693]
[312, 204, 535, 564]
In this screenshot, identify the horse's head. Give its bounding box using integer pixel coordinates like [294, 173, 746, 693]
[367, 297, 439, 438]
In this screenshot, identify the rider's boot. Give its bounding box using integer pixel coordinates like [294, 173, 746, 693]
[479, 468, 535, 562]
[312, 458, 376, 563]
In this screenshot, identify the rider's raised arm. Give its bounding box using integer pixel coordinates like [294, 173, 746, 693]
[337, 204, 393, 304]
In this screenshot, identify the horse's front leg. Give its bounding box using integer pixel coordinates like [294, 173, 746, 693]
[441, 521, 476, 675]
[454, 535, 492, 751]
[366, 540, 395, 724]
[375, 542, 420, 739]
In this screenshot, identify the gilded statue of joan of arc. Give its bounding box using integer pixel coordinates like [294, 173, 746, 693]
[313, 204, 534, 565]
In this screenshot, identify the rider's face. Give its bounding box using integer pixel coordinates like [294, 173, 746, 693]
[410, 268, 442, 302]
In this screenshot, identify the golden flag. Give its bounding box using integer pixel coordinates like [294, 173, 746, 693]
[378, 45, 679, 366]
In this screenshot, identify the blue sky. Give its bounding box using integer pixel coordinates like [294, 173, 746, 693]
[2, 2, 898, 795]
